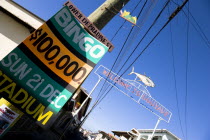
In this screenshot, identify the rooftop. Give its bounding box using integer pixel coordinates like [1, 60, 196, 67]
[0, 0, 44, 29]
[112, 129, 181, 140]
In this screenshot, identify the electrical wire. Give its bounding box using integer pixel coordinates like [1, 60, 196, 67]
[60, 0, 142, 136]
[95, 0, 188, 119]
[94, 0, 143, 103]
[114, 0, 155, 71]
[95, 0, 159, 104]
[94, 0, 151, 103]
[168, 6, 186, 139]
[95, 0, 144, 101]
[138, 0, 158, 28]
[188, 11, 210, 48]
[176, 1, 210, 140]
[184, 1, 190, 140]
[114, 0, 170, 75]
[98, 0, 169, 100]
[80, 0, 150, 125]
[172, 1, 210, 140]
[86, 0, 171, 116]
[96, 0, 167, 103]
[113, 0, 148, 71]
[173, 0, 210, 49]
[171, 0, 180, 6]
[182, 10, 210, 49]
[81, 0, 188, 129]
[97, 0, 170, 104]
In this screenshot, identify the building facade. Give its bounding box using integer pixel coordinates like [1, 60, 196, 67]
[112, 129, 181, 140]
[87, 131, 119, 140]
[0, 0, 44, 60]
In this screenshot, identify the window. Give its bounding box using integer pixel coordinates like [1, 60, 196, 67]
[152, 136, 159, 140]
[140, 135, 148, 140]
[67, 99, 76, 112]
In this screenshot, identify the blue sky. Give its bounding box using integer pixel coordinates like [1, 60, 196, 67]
[13, 0, 210, 140]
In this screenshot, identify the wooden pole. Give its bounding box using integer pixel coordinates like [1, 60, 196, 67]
[88, 0, 130, 30]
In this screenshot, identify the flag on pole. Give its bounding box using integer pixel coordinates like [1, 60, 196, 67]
[120, 10, 137, 25]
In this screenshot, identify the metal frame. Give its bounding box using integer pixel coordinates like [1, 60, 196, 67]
[94, 65, 172, 123]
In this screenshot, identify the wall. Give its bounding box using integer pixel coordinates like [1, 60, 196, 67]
[95, 133, 106, 140]
[120, 136, 128, 140]
[0, 0, 44, 60]
[0, 11, 30, 60]
[137, 132, 178, 140]
[164, 133, 178, 140]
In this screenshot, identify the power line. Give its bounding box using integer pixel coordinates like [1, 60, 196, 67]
[114, 0, 157, 71]
[171, 1, 209, 140]
[188, 11, 210, 47]
[108, 0, 146, 33]
[98, 0, 170, 103]
[96, 0, 188, 118]
[95, 0, 159, 106]
[114, 0, 170, 75]
[182, 9, 210, 49]
[81, 0, 188, 129]
[94, 0, 143, 103]
[175, 0, 210, 49]
[168, 10, 186, 140]
[184, 1, 190, 140]
[95, 0, 171, 108]
[85, 0, 173, 118]
[80, 0, 154, 125]
[96, 0, 147, 99]
[95, 0, 159, 103]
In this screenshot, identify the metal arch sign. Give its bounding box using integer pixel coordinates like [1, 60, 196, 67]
[95, 65, 172, 123]
[0, 6, 108, 126]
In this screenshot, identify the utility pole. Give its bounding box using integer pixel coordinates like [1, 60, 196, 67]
[65, 0, 130, 51]
[60, 0, 131, 138]
[73, 0, 130, 123]
[67, 0, 130, 119]
[76, 0, 130, 114]
[88, 0, 130, 30]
